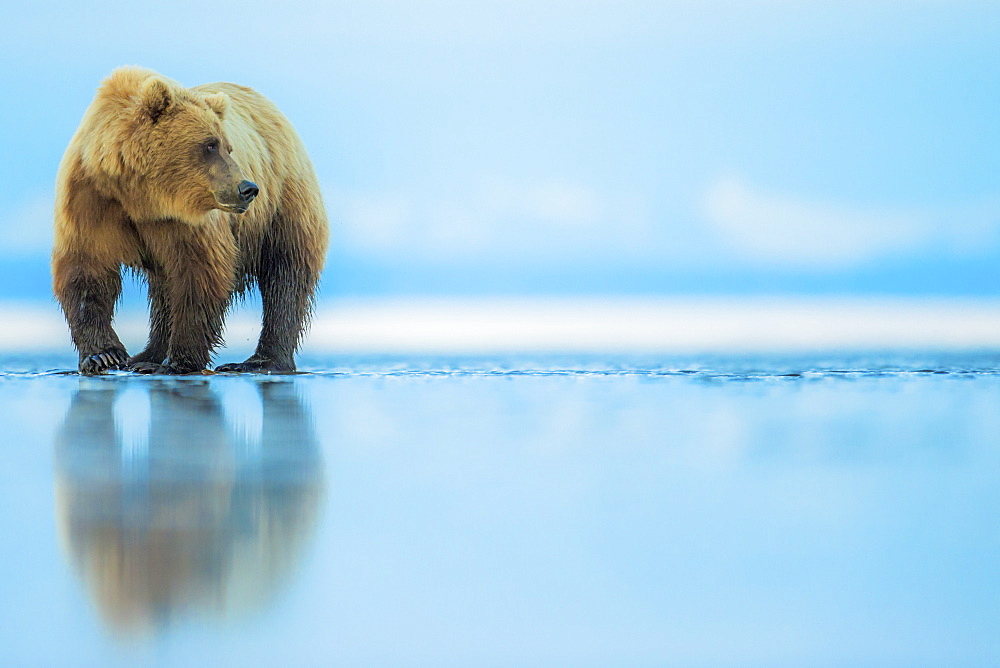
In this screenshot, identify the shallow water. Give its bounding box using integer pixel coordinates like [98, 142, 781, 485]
[1, 353, 998, 666]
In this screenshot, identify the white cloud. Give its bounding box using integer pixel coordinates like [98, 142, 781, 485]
[703, 177, 1000, 269]
[0, 193, 54, 257]
[328, 179, 650, 260]
[340, 197, 413, 250]
[523, 182, 602, 229]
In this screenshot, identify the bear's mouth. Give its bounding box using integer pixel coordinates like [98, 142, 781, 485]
[214, 180, 258, 215]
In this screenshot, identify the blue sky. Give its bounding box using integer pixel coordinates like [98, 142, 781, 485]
[1, 0, 998, 300]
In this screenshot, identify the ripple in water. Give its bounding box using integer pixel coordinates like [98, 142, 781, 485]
[3, 352, 1000, 380]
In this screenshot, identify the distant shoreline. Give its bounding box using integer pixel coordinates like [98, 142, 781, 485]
[8, 297, 1000, 354]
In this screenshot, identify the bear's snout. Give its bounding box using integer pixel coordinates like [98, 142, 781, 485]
[238, 180, 259, 205]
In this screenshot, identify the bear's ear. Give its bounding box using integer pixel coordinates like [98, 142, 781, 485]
[139, 77, 174, 123]
[204, 92, 230, 118]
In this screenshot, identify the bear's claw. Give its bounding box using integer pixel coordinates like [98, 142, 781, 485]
[127, 361, 168, 374]
[126, 361, 208, 375]
[80, 349, 129, 375]
[216, 358, 295, 374]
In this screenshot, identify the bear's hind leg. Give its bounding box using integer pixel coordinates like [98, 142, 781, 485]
[217, 227, 319, 374]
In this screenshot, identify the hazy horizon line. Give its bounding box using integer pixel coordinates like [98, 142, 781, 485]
[6, 296, 1000, 354]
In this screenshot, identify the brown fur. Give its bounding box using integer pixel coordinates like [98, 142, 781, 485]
[53, 66, 328, 374]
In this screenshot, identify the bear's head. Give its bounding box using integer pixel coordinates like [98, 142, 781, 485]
[90, 69, 259, 223]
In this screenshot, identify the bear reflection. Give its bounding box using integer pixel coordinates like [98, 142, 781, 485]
[54, 379, 324, 635]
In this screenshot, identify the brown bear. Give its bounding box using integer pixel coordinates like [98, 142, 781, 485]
[52, 66, 328, 374]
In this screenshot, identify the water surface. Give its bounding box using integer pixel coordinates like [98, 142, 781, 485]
[1, 353, 998, 666]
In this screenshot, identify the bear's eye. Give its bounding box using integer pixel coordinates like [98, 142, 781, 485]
[204, 140, 220, 155]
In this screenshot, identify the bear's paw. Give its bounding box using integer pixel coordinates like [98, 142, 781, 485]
[216, 357, 296, 374]
[79, 348, 129, 375]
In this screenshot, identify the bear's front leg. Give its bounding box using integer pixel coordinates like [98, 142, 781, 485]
[155, 226, 236, 374]
[53, 260, 129, 375]
[126, 268, 171, 371]
[161, 280, 230, 374]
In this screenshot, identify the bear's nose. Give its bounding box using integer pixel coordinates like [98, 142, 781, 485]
[238, 180, 259, 204]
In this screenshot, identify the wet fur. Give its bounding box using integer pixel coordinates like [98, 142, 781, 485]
[52, 67, 328, 374]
